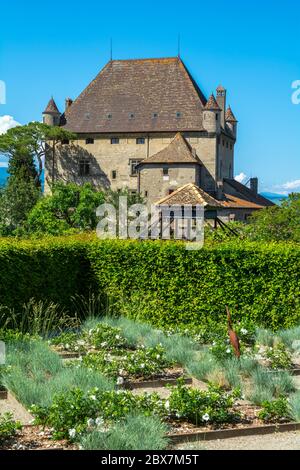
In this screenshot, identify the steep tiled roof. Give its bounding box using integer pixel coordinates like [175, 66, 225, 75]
[43, 98, 60, 114]
[223, 179, 275, 208]
[139, 133, 201, 165]
[62, 58, 207, 133]
[225, 106, 237, 122]
[204, 94, 220, 111]
[156, 183, 222, 208]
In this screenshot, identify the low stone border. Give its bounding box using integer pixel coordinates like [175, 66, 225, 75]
[124, 376, 192, 390]
[0, 386, 8, 400]
[168, 422, 300, 444]
[57, 351, 85, 359]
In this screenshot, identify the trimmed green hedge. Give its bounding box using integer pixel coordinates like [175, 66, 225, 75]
[0, 235, 95, 312]
[0, 236, 299, 329]
[88, 240, 300, 330]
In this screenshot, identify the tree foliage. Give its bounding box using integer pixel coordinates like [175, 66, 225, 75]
[26, 182, 106, 235]
[244, 194, 300, 242]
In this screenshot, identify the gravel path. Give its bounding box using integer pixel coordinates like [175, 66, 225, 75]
[0, 393, 33, 425]
[176, 431, 300, 450]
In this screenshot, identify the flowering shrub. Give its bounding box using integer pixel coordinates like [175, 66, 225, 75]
[167, 379, 241, 425]
[0, 413, 22, 442]
[81, 345, 172, 380]
[30, 387, 165, 440]
[265, 342, 292, 370]
[210, 339, 235, 361]
[258, 397, 290, 423]
[49, 323, 129, 353]
[87, 324, 129, 350]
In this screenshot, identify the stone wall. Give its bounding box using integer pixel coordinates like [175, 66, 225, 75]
[44, 132, 220, 197]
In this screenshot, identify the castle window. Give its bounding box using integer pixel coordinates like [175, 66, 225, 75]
[129, 159, 142, 176]
[216, 114, 219, 121]
[129, 113, 135, 119]
[62, 139, 70, 145]
[107, 114, 112, 119]
[86, 138, 94, 144]
[163, 167, 169, 176]
[112, 170, 117, 180]
[176, 112, 181, 118]
[222, 139, 225, 146]
[85, 113, 90, 120]
[226, 142, 229, 148]
[136, 138, 145, 145]
[111, 137, 119, 144]
[152, 113, 158, 118]
[145, 191, 148, 197]
[79, 159, 90, 176]
[230, 143, 233, 150]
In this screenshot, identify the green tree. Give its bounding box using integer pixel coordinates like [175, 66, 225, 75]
[245, 193, 300, 242]
[0, 176, 40, 236]
[26, 182, 106, 235]
[0, 122, 76, 186]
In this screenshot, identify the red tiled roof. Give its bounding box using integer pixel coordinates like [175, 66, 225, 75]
[223, 179, 275, 208]
[62, 58, 207, 133]
[139, 133, 201, 165]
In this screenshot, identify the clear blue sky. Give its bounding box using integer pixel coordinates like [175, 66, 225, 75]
[1, 0, 300, 194]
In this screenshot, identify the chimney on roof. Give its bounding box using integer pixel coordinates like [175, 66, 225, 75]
[65, 98, 73, 111]
[250, 177, 258, 195]
[216, 180, 224, 200]
[216, 85, 226, 129]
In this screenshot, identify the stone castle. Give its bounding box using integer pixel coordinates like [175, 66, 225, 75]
[43, 57, 273, 220]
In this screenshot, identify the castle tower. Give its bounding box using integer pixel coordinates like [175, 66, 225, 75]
[225, 106, 238, 139]
[203, 94, 221, 134]
[43, 97, 61, 126]
[216, 85, 226, 128]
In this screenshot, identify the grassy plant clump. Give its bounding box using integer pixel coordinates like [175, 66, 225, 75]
[289, 391, 300, 422]
[247, 367, 295, 405]
[2, 340, 115, 408]
[79, 414, 169, 450]
[0, 413, 22, 443]
[255, 328, 275, 347]
[258, 397, 290, 423]
[186, 349, 217, 382]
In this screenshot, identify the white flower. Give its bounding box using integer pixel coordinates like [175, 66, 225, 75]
[74, 346, 79, 351]
[140, 363, 145, 369]
[241, 328, 248, 335]
[65, 343, 70, 350]
[95, 417, 104, 427]
[89, 329, 93, 336]
[156, 355, 161, 359]
[90, 395, 97, 401]
[117, 376, 124, 385]
[87, 418, 95, 427]
[202, 413, 210, 422]
[77, 340, 85, 346]
[165, 400, 170, 410]
[115, 335, 121, 340]
[226, 348, 231, 354]
[101, 342, 108, 347]
[69, 429, 76, 438]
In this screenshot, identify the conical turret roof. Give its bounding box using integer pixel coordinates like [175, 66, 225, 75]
[225, 106, 237, 122]
[43, 97, 60, 114]
[204, 94, 221, 111]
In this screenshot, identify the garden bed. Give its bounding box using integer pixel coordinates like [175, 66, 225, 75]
[0, 425, 76, 450]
